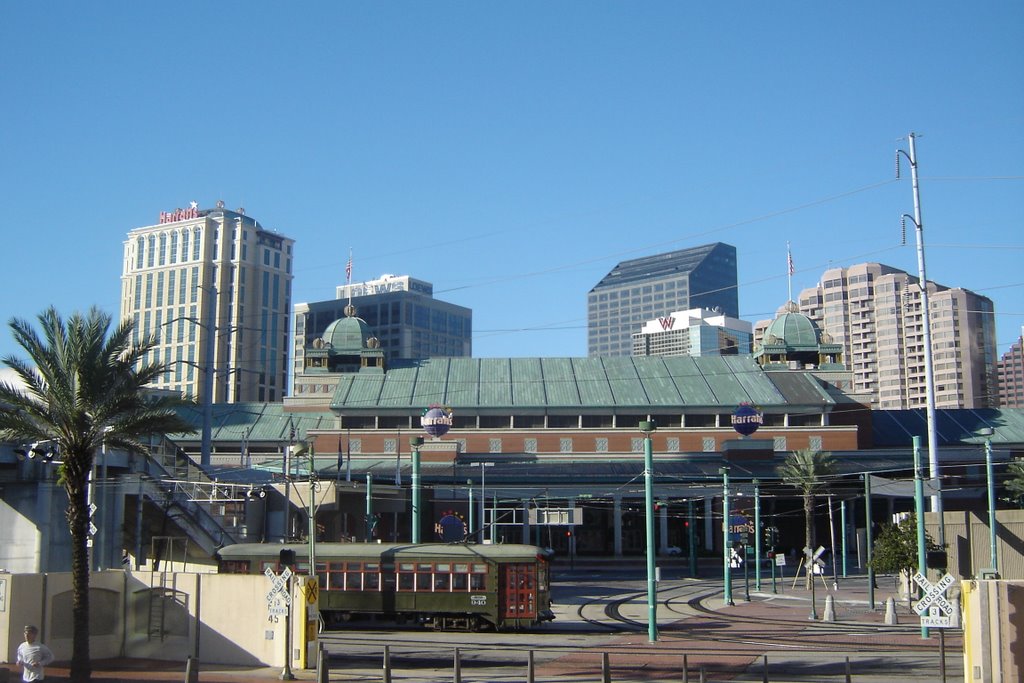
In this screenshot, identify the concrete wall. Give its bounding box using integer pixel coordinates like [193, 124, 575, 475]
[1, 570, 303, 669]
[925, 509, 1024, 580]
[961, 579, 1022, 683]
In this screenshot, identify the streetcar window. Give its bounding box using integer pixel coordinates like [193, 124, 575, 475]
[470, 573, 486, 590]
[345, 568, 361, 590]
[436, 563, 451, 572]
[416, 572, 432, 591]
[364, 571, 380, 590]
[219, 560, 250, 574]
[454, 563, 469, 573]
[434, 573, 451, 591]
[398, 563, 415, 591]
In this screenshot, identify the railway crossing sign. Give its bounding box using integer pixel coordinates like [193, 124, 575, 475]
[913, 572, 955, 628]
[265, 566, 292, 616]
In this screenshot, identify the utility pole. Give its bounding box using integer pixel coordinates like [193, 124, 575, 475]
[898, 132, 943, 546]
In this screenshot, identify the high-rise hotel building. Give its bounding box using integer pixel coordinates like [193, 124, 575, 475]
[997, 328, 1024, 407]
[767, 262, 997, 409]
[121, 201, 294, 403]
[588, 243, 738, 357]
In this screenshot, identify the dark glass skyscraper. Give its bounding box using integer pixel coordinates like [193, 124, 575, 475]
[587, 243, 738, 357]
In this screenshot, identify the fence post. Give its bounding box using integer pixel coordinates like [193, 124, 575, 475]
[527, 649, 535, 683]
[602, 651, 611, 683]
[382, 644, 391, 683]
[682, 653, 689, 683]
[454, 646, 462, 683]
[845, 655, 852, 683]
[762, 654, 769, 683]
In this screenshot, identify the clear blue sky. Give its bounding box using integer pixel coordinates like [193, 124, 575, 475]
[1, 2, 1022, 363]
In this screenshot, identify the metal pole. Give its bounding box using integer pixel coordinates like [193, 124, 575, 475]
[753, 480, 761, 592]
[841, 499, 848, 578]
[913, 435, 929, 639]
[201, 284, 216, 468]
[282, 445, 291, 542]
[864, 473, 875, 610]
[481, 463, 487, 543]
[309, 445, 317, 577]
[984, 436, 998, 573]
[721, 467, 733, 606]
[687, 498, 697, 577]
[905, 133, 943, 546]
[641, 424, 658, 641]
[365, 473, 374, 541]
[467, 485, 474, 540]
[411, 437, 423, 543]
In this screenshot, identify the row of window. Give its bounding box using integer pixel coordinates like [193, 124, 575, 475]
[251, 560, 491, 592]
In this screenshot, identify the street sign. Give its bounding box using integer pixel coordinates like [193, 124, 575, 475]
[266, 566, 293, 615]
[775, 554, 787, 567]
[913, 572, 956, 628]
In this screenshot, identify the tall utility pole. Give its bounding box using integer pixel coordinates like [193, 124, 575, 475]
[898, 132, 943, 545]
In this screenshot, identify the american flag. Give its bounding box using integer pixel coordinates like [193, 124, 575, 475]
[787, 248, 794, 276]
[345, 254, 352, 283]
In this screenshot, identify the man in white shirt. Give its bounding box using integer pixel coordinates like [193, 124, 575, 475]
[16, 625, 54, 682]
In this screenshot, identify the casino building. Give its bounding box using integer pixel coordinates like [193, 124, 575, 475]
[168, 303, 1011, 560]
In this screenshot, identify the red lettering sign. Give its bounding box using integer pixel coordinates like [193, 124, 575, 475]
[159, 206, 200, 224]
[658, 317, 675, 331]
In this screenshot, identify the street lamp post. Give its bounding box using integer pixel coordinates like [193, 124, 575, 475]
[721, 467, 734, 606]
[640, 420, 658, 642]
[479, 462, 493, 542]
[979, 427, 998, 574]
[753, 479, 761, 592]
[411, 437, 424, 543]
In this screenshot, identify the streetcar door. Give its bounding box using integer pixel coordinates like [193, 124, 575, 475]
[500, 563, 537, 619]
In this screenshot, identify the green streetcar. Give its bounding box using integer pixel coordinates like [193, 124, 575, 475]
[217, 542, 555, 631]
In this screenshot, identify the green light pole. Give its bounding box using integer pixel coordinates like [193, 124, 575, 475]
[753, 479, 761, 592]
[721, 467, 734, 606]
[979, 428, 998, 574]
[864, 473, 875, 610]
[640, 420, 658, 642]
[365, 473, 374, 541]
[411, 436, 424, 543]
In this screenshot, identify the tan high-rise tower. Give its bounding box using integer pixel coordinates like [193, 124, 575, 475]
[121, 201, 294, 404]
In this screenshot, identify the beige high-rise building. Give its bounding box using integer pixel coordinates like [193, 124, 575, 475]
[121, 201, 294, 404]
[997, 328, 1024, 407]
[755, 262, 997, 409]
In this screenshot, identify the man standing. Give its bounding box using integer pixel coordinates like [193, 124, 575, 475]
[16, 626, 54, 682]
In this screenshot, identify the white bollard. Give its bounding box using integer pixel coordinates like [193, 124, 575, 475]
[823, 594, 836, 622]
[884, 597, 898, 625]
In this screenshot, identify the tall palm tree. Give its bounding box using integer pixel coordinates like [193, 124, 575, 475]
[0, 307, 195, 683]
[778, 449, 837, 588]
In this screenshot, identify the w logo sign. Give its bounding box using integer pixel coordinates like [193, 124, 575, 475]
[658, 317, 675, 331]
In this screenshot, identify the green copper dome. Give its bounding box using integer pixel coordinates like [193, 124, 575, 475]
[762, 311, 822, 349]
[323, 315, 372, 354]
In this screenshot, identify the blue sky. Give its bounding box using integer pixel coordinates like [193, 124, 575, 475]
[1, 2, 1021, 364]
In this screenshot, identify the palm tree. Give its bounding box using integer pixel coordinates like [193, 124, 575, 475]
[1007, 458, 1024, 507]
[0, 307, 195, 683]
[778, 449, 837, 588]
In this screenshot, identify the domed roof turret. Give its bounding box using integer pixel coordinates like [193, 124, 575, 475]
[762, 310, 822, 349]
[323, 304, 372, 353]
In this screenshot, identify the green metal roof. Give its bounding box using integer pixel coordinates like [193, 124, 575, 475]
[871, 408, 1024, 447]
[328, 355, 832, 413]
[173, 402, 332, 442]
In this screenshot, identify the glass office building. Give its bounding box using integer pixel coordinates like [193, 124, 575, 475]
[588, 243, 738, 357]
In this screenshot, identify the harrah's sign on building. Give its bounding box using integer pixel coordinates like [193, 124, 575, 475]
[158, 206, 200, 224]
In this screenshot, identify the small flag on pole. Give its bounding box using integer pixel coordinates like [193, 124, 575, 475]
[787, 246, 795, 276]
[345, 250, 353, 284]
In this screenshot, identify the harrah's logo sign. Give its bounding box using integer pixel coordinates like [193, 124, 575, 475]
[159, 206, 200, 224]
[658, 317, 675, 331]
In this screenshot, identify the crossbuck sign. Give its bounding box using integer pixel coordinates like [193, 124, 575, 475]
[265, 566, 292, 616]
[912, 572, 955, 628]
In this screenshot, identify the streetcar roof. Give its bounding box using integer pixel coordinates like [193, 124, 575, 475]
[217, 542, 550, 563]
